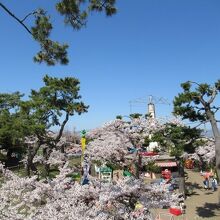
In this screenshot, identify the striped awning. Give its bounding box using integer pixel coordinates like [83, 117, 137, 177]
[156, 161, 177, 167]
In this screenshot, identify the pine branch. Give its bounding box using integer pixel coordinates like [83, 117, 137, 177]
[208, 87, 217, 104]
[192, 121, 208, 129]
[21, 11, 37, 22]
[0, 2, 32, 35]
[189, 81, 218, 105]
[194, 106, 205, 111]
[55, 112, 69, 143]
[187, 81, 202, 88]
[211, 106, 220, 114]
[70, 13, 86, 28]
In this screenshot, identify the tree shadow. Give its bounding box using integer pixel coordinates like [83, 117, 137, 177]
[196, 202, 220, 218]
[191, 182, 203, 190]
[185, 182, 203, 196]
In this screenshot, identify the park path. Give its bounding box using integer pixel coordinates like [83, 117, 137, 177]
[183, 169, 220, 220]
[152, 170, 220, 220]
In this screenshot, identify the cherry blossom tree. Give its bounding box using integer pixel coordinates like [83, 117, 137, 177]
[24, 135, 67, 176]
[86, 117, 183, 165]
[184, 138, 215, 167]
[195, 139, 215, 164]
[0, 117, 183, 219]
[0, 162, 179, 220]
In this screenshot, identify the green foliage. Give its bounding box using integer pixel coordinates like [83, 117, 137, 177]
[68, 157, 81, 168]
[89, 0, 117, 16]
[0, 75, 88, 161]
[31, 8, 69, 65]
[181, 81, 191, 92]
[0, 92, 31, 161]
[144, 113, 151, 119]
[173, 80, 220, 122]
[169, 147, 183, 157]
[66, 172, 81, 181]
[215, 80, 220, 91]
[0, 92, 22, 111]
[143, 161, 160, 173]
[106, 162, 122, 171]
[31, 10, 52, 41]
[26, 75, 88, 147]
[152, 147, 160, 153]
[1, 1, 117, 66]
[92, 160, 102, 166]
[30, 75, 88, 120]
[33, 40, 69, 66]
[80, 129, 86, 137]
[116, 115, 122, 119]
[129, 113, 142, 119]
[150, 123, 202, 156]
[174, 80, 220, 180]
[56, 0, 88, 30]
[143, 137, 150, 147]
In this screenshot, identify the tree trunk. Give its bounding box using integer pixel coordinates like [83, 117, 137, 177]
[135, 153, 142, 179]
[60, 144, 65, 153]
[206, 110, 220, 202]
[178, 160, 186, 198]
[43, 147, 52, 177]
[26, 144, 40, 177]
[27, 156, 38, 177]
[215, 137, 220, 204]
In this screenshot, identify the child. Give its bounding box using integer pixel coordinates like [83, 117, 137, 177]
[211, 176, 218, 191]
[203, 171, 210, 189]
[203, 177, 208, 189]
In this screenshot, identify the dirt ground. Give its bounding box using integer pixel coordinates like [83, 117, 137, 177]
[152, 169, 220, 220]
[184, 169, 220, 220]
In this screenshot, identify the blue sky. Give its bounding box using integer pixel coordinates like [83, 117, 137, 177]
[0, 0, 220, 131]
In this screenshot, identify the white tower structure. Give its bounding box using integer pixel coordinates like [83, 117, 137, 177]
[129, 95, 169, 118]
[148, 95, 156, 118]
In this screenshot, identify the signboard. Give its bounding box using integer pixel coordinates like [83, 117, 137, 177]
[156, 161, 177, 167]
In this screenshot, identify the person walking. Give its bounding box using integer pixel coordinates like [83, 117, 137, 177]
[203, 171, 210, 189]
[211, 176, 218, 191]
[203, 177, 208, 189]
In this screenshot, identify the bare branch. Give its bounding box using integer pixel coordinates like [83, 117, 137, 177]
[194, 106, 205, 111]
[211, 106, 220, 114]
[197, 95, 206, 107]
[70, 14, 86, 28]
[188, 81, 202, 88]
[208, 87, 217, 104]
[191, 121, 209, 129]
[189, 81, 218, 105]
[187, 81, 208, 106]
[55, 113, 69, 143]
[0, 2, 32, 35]
[21, 11, 37, 22]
